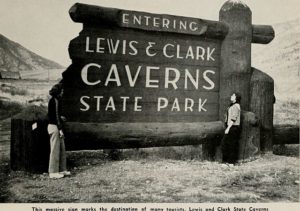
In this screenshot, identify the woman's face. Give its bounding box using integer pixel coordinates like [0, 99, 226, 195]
[230, 93, 236, 103]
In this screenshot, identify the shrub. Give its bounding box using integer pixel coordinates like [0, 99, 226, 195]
[0, 84, 28, 96]
[13, 105, 47, 121]
[282, 99, 299, 109]
[0, 100, 24, 120]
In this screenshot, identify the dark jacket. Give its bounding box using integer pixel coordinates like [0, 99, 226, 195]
[48, 97, 63, 130]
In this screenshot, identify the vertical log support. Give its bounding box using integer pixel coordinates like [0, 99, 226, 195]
[11, 119, 50, 173]
[239, 111, 260, 160]
[203, 0, 253, 160]
[250, 68, 274, 152]
[10, 106, 50, 173]
[204, 0, 261, 162]
[219, 1, 252, 115]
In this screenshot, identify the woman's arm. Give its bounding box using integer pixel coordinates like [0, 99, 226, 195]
[225, 105, 240, 134]
[225, 120, 234, 134]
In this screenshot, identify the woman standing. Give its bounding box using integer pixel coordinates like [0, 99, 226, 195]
[221, 93, 241, 164]
[47, 83, 70, 178]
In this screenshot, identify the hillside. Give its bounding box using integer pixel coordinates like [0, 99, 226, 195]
[0, 34, 64, 72]
[252, 18, 300, 101]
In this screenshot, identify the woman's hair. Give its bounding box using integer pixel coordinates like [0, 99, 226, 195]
[233, 92, 241, 104]
[49, 83, 63, 97]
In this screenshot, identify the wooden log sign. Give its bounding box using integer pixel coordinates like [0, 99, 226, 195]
[62, 3, 226, 123]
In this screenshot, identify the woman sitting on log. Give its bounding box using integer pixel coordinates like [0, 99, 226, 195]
[47, 83, 70, 179]
[221, 92, 241, 164]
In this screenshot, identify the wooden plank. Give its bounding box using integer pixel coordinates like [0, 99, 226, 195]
[64, 121, 224, 150]
[69, 3, 228, 39]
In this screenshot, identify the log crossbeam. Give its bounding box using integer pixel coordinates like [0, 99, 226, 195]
[69, 3, 274, 43]
[64, 121, 224, 150]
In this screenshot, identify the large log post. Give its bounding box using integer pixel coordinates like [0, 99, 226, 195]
[10, 106, 50, 173]
[202, 0, 253, 161]
[219, 0, 252, 117]
[239, 111, 260, 160]
[64, 121, 224, 150]
[250, 68, 274, 152]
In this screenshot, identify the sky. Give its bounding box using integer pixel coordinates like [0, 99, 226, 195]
[1, 0, 300, 67]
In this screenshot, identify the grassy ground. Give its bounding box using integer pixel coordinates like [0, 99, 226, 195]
[2, 148, 299, 203]
[0, 79, 58, 105]
[274, 99, 299, 125]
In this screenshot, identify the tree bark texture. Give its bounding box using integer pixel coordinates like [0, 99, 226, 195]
[250, 68, 274, 151]
[219, 1, 252, 119]
[239, 111, 260, 160]
[10, 119, 50, 173]
[64, 121, 224, 150]
[69, 3, 229, 39]
[252, 25, 275, 44]
[215, 111, 260, 162]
